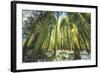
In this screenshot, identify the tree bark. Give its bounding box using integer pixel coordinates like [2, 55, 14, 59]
[73, 43, 81, 60]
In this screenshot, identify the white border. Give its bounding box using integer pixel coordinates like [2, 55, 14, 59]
[16, 4, 96, 70]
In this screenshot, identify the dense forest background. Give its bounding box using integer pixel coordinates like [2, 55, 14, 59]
[22, 10, 91, 62]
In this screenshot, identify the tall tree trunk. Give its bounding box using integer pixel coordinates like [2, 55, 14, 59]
[53, 48, 56, 56]
[73, 43, 81, 60]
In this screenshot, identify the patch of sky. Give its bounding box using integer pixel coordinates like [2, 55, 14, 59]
[54, 11, 68, 24]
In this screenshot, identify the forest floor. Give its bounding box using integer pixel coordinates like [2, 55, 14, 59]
[23, 49, 91, 62]
[38, 50, 91, 62]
